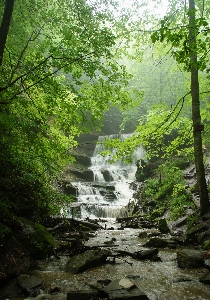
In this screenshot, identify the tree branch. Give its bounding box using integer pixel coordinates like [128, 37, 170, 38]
[9, 27, 44, 84]
[7, 51, 97, 102]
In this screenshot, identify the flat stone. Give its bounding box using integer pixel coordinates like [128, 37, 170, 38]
[16, 274, 44, 294]
[119, 279, 135, 291]
[65, 249, 109, 273]
[143, 238, 178, 249]
[103, 279, 149, 299]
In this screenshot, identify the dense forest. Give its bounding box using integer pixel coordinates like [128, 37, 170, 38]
[1, 0, 210, 270]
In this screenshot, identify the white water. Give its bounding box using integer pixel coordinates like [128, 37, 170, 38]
[69, 134, 145, 219]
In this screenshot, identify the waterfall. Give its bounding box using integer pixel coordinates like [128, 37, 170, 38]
[67, 134, 145, 219]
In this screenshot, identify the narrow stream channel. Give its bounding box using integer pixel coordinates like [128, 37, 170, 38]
[30, 221, 210, 300]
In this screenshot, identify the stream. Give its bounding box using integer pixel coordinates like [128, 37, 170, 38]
[29, 221, 210, 300]
[7, 134, 210, 299]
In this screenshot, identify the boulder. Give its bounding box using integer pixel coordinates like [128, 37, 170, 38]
[61, 182, 77, 196]
[72, 154, 91, 166]
[177, 249, 204, 268]
[0, 236, 30, 283]
[101, 169, 114, 181]
[138, 231, 148, 238]
[17, 274, 44, 296]
[70, 169, 94, 181]
[65, 249, 110, 273]
[0, 279, 22, 298]
[199, 271, 210, 284]
[17, 218, 54, 259]
[132, 248, 159, 260]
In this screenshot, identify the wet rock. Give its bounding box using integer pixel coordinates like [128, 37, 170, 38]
[120, 218, 155, 229]
[17, 218, 54, 259]
[143, 238, 178, 249]
[158, 218, 170, 234]
[132, 248, 159, 260]
[72, 154, 91, 166]
[64, 249, 110, 273]
[70, 169, 94, 181]
[49, 284, 61, 294]
[34, 293, 65, 300]
[173, 276, 195, 283]
[71, 218, 102, 230]
[101, 169, 114, 181]
[16, 274, 44, 296]
[185, 223, 208, 244]
[169, 216, 188, 229]
[126, 275, 141, 280]
[61, 181, 77, 196]
[97, 278, 112, 285]
[99, 189, 117, 201]
[102, 279, 149, 299]
[177, 249, 204, 268]
[204, 259, 210, 269]
[0, 236, 31, 282]
[199, 271, 210, 284]
[67, 289, 99, 300]
[138, 231, 148, 238]
[0, 279, 22, 298]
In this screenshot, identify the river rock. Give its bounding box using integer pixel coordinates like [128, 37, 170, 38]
[132, 248, 159, 260]
[16, 274, 44, 296]
[64, 249, 110, 273]
[102, 279, 149, 299]
[177, 249, 204, 268]
[67, 289, 98, 300]
[199, 271, 210, 284]
[70, 169, 94, 181]
[143, 237, 178, 248]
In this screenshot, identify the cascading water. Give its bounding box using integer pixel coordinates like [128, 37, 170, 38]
[69, 134, 145, 219]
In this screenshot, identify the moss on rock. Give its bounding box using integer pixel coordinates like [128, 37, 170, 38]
[17, 218, 54, 259]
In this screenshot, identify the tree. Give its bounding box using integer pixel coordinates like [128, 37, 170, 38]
[188, 0, 209, 215]
[150, 0, 210, 215]
[101, 0, 210, 215]
[0, 0, 133, 219]
[0, 0, 15, 65]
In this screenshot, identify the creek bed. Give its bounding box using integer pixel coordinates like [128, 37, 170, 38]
[7, 220, 210, 300]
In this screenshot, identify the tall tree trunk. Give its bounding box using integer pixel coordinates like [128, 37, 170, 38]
[0, 0, 15, 66]
[189, 0, 210, 215]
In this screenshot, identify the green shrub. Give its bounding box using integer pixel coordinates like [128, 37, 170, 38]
[140, 161, 194, 220]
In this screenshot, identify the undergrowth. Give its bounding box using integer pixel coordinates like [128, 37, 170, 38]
[140, 161, 195, 220]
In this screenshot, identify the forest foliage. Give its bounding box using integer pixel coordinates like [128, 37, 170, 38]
[0, 0, 135, 226]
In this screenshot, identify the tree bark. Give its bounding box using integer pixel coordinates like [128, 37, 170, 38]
[0, 0, 15, 65]
[189, 0, 210, 215]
